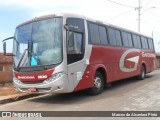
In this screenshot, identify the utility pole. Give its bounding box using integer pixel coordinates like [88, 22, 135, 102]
[138, 0, 141, 33]
[136, 0, 155, 33]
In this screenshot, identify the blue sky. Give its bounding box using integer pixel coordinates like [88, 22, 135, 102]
[0, 0, 160, 52]
[0, 7, 31, 34]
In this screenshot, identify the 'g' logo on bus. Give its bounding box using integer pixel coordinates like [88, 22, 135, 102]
[119, 49, 140, 72]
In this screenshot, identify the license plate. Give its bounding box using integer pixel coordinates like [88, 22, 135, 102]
[28, 87, 37, 92]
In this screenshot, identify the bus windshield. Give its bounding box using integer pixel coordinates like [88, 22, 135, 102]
[13, 17, 62, 68]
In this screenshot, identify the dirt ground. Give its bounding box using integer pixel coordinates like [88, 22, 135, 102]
[0, 83, 20, 96]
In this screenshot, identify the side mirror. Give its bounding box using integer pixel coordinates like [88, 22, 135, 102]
[64, 24, 69, 30]
[3, 42, 7, 55]
[2, 36, 17, 56]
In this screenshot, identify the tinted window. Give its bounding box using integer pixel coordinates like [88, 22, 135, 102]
[74, 33, 83, 53]
[89, 23, 100, 44]
[122, 32, 128, 47]
[108, 28, 122, 46]
[137, 35, 141, 48]
[128, 33, 133, 47]
[67, 32, 83, 64]
[122, 31, 133, 47]
[132, 34, 141, 48]
[99, 26, 108, 45]
[67, 18, 85, 32]
[108, 28, 116, 46]
[115, 30, 122, 46]
[148, 38, 154, 50]
[144, 37, 148, 49]
[68, 32, 74, 47]
[67, 18, 85, 65]
[141, 36, 148, 49]
[141, 37, 145, 48]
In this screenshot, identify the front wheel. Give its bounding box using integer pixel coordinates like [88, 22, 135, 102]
[139, 65, 146, 80]
[89, 71, 104, 95]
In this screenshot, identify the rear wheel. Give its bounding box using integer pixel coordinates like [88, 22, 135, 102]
[89, 71, 104, 95]
[139, 65, 146, 80]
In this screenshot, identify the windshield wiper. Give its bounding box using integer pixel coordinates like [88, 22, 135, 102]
[17, 49, 28, 71]
[16, 49, 45, 71]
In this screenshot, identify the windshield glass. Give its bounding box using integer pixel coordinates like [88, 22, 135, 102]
[14, 24, 31, 67]
[13, 17, 62, 68]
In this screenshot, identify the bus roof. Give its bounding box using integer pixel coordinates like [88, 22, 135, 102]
[17, 13, 152, 38]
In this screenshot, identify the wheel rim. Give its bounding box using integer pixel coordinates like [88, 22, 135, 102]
[142, 68, 145, 79]
[94, 77, 102, 89]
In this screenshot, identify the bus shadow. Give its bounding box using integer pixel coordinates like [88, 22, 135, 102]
[29, 74, 154, 105]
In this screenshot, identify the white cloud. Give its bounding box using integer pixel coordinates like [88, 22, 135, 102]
[0, 0, 82, 9]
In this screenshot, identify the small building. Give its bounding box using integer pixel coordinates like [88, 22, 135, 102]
[156, 53, 160, 68]
[0, 53, 13, 84]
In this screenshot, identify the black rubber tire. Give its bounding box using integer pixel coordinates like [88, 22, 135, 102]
[139, 65, 146, 80]
[89, 71, 104, 95]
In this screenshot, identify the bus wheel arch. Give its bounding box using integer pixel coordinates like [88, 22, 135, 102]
[96, 67, 107, 84]
[89, 67, 107, 95]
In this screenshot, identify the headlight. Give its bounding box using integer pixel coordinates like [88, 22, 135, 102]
[13, 78, 21, 84]
[44, 72, 64, 84]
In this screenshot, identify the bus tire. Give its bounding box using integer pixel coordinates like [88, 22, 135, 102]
[89, 71, 104, 95]
[139, 65, 146, 80]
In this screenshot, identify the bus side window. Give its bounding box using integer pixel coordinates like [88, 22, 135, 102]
[88, 23, 100, 44]
[108, 28, 116, 46]
[145, 37, 149, 49]
[99, 26, 108, 45]
[108, 28, 122, 46]
[148, 38, 154, 50]
[127, 33, 133, 47]
[74, 32, 82, 53]
[122, 32, 133, 47]
[68, 32, 74, 46]
[68, 31, 82, 54]
[137, 35, 142, 48]
[122, 31, 128, 47]
[133, 34, 142, 49]
[115, 30, 122, 46]
[141, 36, 149, 49]
[67, 31, 83, 64]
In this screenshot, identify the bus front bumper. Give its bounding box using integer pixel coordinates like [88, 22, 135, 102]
[13, 73, 70, 94]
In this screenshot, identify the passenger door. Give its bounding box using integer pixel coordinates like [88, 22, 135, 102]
[66, 18, 87, 90]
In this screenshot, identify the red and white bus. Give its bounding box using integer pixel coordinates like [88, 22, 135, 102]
[3, 13, 157, 95]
